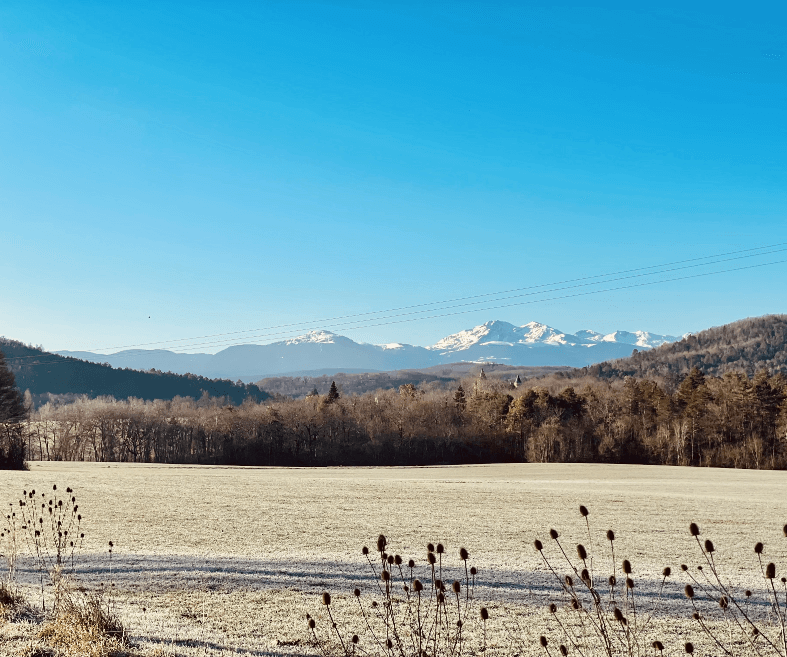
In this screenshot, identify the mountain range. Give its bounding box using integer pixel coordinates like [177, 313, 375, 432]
[57, 320, 680, 379]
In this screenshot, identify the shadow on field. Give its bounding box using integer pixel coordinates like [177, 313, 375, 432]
[8, 553, 777, 619]
[143, 635, 312, 657]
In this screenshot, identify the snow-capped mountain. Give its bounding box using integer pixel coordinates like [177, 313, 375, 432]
[57, 321, 680, 379]
[430, 321, 678, 356]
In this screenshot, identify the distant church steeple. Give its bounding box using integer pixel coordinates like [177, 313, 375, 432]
[479, 367, 486, 380]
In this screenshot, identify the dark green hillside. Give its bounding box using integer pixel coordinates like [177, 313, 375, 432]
[580, 315, 787, 380]
[0, 338, 269, 405]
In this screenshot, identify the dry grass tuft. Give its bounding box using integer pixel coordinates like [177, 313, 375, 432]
[38, 590, 128, 657]
[0, 583, 38, 623]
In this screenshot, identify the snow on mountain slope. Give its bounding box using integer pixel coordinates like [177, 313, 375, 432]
[428, 320, 579, 353]
[575, 329, 679, 349]
[429, 320, 590, 354]
[285, 330, 337, 345]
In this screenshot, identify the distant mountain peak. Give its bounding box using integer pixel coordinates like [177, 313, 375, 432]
[284, 330, 337, 345]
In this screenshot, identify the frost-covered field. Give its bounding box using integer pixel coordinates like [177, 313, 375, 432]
[2, 462, 786, 655]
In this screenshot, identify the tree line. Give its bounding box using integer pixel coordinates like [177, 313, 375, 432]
[580, 314, 787, 380]
[9, 367, 787, 469]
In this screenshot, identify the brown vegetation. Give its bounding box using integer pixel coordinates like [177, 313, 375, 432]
[11, 365, 787, 469]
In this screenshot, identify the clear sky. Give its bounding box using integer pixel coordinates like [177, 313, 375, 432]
[2, 2, 786, 354]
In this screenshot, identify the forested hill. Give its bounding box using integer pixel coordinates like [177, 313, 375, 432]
[579, 315, 787, 379]
[0, 338, 269, 405]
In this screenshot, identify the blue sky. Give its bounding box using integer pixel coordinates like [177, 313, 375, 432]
[2, 1, 786, 353]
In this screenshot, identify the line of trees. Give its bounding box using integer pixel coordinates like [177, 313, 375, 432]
[14, 367, 787, 469]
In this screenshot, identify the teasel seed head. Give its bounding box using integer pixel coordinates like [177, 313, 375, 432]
[377, 535, 386, 552]
[766, 562, 776, 579]
[470, 566, 477, 576]
[571, 599, 579, 610]
[685, 642, 694, 654]
[371, 601, 378, 608]
[352, 635, 359, 644]
[459, 547, 469, 560]
[613, 607, 624, 622]
[403, 584, 409, 592]
[434, 578, 443, 589]
[689, 523, 700, 537]
[608, 575, 616, 586]
[381, 570, 391, 582]
[452, 580, 460, 594]
[692, 611, 700, 621]
[436, 543, 444, 554]
[387, 555, 394, 565]
[680, 564, 688, 571]
[719, 596, 729, 609]
[581, 568, 590, 583]
[684, 584, 695, 599]
[437, 592, 445, 604]
[386, 639, 393, 649]
[427, 543, 435, 553]
[322, 592, 331, 605]
[662, 567, 671, 577]
[626, 578, 634, 589]
[781, 577, 786, 584]
[652, 640, 664, 652]
[560, 644, 568, 656]
[353, 588, 360, 597]
[53, 485, 56, 491]
[308, 618, 316, 629]
[394, 554, 402, 565]
[622, 559, 632, 574]
[549, 603, 557, 614]
[480, 607, 489, 621]
[579, 505, 589, 517]
[427, 553, 436, 565]
[540, 636, 548, 648]
[362, 546, 369, 555]
[606, 530, 615, 542]
[704, 539, 715, 553]
[783, 524, 787, 538]
[755, 542, 764, 554]
[549, 529, 559, 540]
[576, 544, 587, 560]
[408, 559, 415, 568]
[745, 589, 752, 597]
[564, 575, 573, 588]
[534, 539, 543, 551]
[413, 579, 423, 592]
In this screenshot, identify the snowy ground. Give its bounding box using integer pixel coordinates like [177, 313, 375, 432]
[1, 462, 786, 655]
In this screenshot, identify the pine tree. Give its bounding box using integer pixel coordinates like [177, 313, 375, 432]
[453, 385, 466, 411]
[0, 350, 27, 469]
[326, 381, 340, 404]
[0, 350, 26, 423]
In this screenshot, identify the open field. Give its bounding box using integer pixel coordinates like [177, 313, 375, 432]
[2, 462, 787, 655]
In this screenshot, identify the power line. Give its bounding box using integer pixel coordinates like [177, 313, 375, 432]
[7, 256, 786, 368]
[156, 247, 787, 352]
[57, 241, 787, 353]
